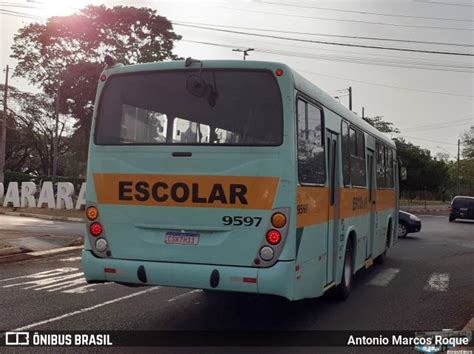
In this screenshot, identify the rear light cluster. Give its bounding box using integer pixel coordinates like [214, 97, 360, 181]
[86, 204, 109, 255]
[256, 210, 288, 266]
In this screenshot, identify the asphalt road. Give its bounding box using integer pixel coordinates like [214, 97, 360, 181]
[0, 214, 84, 237]
[0, 215, 472, 353]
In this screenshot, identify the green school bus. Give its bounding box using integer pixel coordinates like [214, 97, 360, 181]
[82, 58, 398, 300]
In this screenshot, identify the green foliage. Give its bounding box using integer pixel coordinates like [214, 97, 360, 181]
[395, 139, 450, 200]
[461, 125, 474, 159]
[3, 171, 84, 191]
[0, 84, 73, 176]
[10, 5, 182, 175]
[448, 159, 474, 196]
[4, 171, 34, 187]
[362, 116, 400, 135]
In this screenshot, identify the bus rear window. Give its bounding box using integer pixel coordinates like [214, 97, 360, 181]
[95, 70, 283, 146]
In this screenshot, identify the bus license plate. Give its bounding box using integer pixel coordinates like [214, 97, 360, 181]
[165, 232, 199, 245]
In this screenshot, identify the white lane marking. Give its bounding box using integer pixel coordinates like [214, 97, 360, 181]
[11, 287, 160, 331]
[367, 268, 400, 287]
[1, 268, 103, 294]
[62, 283, 112, 294]
[3, 273, 84, 289]
[0, 267, 78, 283]
[424, 273, 450, 292]
[35, 277, 88, 292]
[167, 289, 202, 302]
[59, 257, 82, 262]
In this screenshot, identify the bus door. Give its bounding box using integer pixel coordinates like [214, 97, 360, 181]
[367, 149, 376, 258]
[326, 131, 340, 284]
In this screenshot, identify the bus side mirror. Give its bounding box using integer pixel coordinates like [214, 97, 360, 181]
[400, 167, 407, 181]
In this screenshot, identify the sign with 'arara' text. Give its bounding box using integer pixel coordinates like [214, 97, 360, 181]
[0, 182, 86, 210]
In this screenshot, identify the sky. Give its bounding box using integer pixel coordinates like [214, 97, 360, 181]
[0, 0, 473, 159]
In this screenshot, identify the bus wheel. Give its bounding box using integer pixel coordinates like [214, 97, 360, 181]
[334, 240, 353, 300]
[375, 225, 391, 264]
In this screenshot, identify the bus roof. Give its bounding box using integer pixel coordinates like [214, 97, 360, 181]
[104, 59, 395, 148]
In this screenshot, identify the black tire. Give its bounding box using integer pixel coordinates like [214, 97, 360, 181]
[449, 216, 455, 222]
[375, 227, 390, 265]
[334, 239, 354, 301]
[398, 221, 408, 238]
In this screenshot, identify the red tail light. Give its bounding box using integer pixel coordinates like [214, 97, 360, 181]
[266, 229, 281, 245]
[90, 222, 103, 237]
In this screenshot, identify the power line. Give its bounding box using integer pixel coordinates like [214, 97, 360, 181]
[414, 0, 474, 7]
[222, 6, 474, 32]
[299, 70, 473, 98]
[0, 9, 43, 20]
[401, 119, 474, 132]
[178, 24, 474, 57]
[181, 27, 474, 68]
[182, 39, 474, 74]
[402, 136, 459, 145]
[0, 1, 45, 10]
[260, 1, 474, 23]
[173, 21, 474, 48]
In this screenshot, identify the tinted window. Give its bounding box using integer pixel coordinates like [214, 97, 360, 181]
[297, 98, 325, 184]
[377, 143, 386, 187]
[386, 148, 394, 188]
[341, 121, 351, 186]
[96, 70, 283, 145]
[453, 198, 474, 208]
[350, 129, 366, 186]
[376, 143, 394, 189]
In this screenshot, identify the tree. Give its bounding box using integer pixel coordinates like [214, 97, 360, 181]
[0, 84, 72, 176]
[10, 5, 182, 173]
[363, 115, 400, 135]
[461, 125, 474, 159]
[394, 138, 450, 200]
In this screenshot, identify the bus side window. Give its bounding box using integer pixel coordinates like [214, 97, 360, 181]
[376, 143, 386, 188]
[297, 98, 325, 185]
[341, 121, 351, 186]
[349, 128, 366, 186]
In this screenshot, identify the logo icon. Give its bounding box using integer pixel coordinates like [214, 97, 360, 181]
[5, 332, 29, 346]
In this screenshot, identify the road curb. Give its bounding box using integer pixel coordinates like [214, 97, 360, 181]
[0, 246, 24, 257]
[0, 210, 84, 223]
[0, 245, 83, 264]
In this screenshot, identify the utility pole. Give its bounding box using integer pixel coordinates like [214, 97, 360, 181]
[0, 65, 9, 184]
[457, 138, 461, 195]
[232, 48, 254, 60]
[348, 86, 352, 111]
[52, 79, 60, 185]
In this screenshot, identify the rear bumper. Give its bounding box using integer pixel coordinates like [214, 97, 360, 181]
[450, 212, 474, 220]
[82, 250, 295, 300]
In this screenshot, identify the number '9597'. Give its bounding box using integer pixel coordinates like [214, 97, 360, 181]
[222, 216, 262, 227]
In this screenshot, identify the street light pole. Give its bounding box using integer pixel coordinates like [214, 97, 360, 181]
[457, 138, 461, 195]
[232, 48, 254, 60]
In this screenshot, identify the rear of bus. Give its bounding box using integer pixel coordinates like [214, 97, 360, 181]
[82, 60, 298, 299]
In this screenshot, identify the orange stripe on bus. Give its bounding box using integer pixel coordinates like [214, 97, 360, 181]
[297, 186, 396, 227]
[296, 187, 329, 227]
[93, 174, 279, 210]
